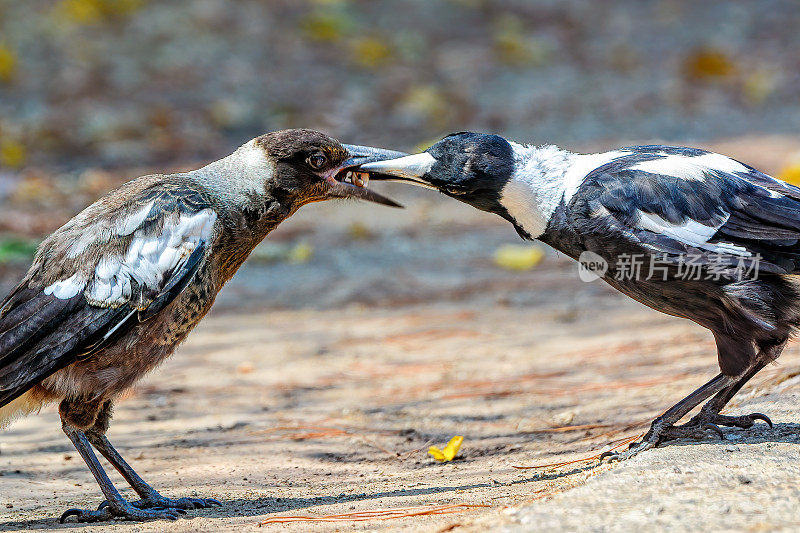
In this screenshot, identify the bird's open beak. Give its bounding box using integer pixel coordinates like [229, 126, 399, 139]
[323, 145, 409, 208]
[356, 153, 439, 191]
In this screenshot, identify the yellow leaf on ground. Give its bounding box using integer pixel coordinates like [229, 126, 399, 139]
[493, 245, 545, 271]
[428, 435, 464, 462]
[683, 48, 735, 81]
[351, 37, 392, 68]
[288, 243, 314, 264]
[0, 138, 26, 168]
[0, 46, 17, 83]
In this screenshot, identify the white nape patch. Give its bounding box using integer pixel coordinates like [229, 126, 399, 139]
[239, 140, 273, 177]
[500, 143, 626, 238]
[86, 208, 217, 307]
[115, 201, 155, 236]
[44, 272, 86, 299]
[636, 211, 751, 256]
[187, 139, 271, 205]
[631, 152, 749, 182]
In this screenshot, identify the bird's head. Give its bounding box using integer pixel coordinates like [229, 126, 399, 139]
[253, 129, 407, 208]
[357, 132, 515, 214]
[202, 129, 407, 211]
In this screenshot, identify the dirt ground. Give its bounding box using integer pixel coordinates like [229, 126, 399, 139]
[2, 138, 800, 532]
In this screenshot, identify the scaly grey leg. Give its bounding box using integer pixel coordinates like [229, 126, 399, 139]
[60, 423, 184, 523]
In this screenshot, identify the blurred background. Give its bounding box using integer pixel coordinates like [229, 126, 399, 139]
[2, 0, 800, 303]
[1, 0, 800, 304]
[4, 3, 800, 527]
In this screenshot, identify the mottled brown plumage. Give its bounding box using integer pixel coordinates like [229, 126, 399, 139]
[0, 129, 405, 523]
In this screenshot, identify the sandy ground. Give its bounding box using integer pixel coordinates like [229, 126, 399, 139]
[2, 139, 800, 532]
[3, 251, 800, 531]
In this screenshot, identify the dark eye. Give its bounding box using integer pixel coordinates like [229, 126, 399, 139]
[306, 153, 327, 170]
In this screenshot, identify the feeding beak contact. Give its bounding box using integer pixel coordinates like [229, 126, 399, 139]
[357, 152, 438, 190]
[324, 145, 409, 208]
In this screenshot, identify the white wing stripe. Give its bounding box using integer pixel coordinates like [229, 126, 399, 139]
[636, 211, 720, 246]
[635, 211, 751, 257]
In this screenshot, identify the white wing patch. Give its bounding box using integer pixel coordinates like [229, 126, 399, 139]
[562, 150, 631, 203]
[630, 152, 750, 182]
[43, 272, 86, 299]
[46, 209, 217, 305]
[691, 153, 749, 174]
[635, 211, 751, 256]
[86, 209, 216, 307]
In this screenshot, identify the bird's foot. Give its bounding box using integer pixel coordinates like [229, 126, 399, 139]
[699, 412, 772, 430]
[599, 411, 773, 464]
[98, 493, 221, 512]
[659, 411, 772, 442]
[60, 501, 185, 523]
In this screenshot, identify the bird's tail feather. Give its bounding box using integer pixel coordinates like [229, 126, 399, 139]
[0, 391, 45, 429]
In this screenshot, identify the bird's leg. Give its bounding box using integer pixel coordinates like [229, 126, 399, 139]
[59, 418, 183, 523]
[86, 401, 221, 512]
[602, 373, 736, 462]
[680, 358, 774, 431]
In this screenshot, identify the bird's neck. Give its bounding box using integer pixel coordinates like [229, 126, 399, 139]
[187, 140, 272, 209]
[185, 141, 296, 254]
[498, 143, 577, 239]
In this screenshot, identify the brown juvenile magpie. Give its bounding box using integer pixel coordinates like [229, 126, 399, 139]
[360, 132, 800, 461]
[0, 129, 404, 522]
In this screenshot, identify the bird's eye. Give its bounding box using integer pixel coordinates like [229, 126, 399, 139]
[306, 153, 327, 170]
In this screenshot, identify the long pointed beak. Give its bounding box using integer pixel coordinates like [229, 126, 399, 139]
[357, 152, 438, 190]
[341, 145, 408, 168]
[323, 145, 409, 208]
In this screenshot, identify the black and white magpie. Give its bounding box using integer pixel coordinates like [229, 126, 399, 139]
[0, 129, 404, 522]
[360, 132, 800, 460]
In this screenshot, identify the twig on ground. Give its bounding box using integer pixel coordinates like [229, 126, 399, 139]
[258, 503, 490, 525]
[511, 433, 643, 470]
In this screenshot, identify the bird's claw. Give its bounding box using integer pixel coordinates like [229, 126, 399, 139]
[689, 411, 774, 431]
[749, 412, 773, 428]
[598, 450, 620, 463]
[598, 439, 655, 463]
[61, 507, 111, 523]
[701, 422, 725, 439]
[60, 502, 183, 523]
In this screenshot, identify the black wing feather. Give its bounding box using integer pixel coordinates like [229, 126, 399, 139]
[0, 185, 214, 408]
[575, 153, 800, 274]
